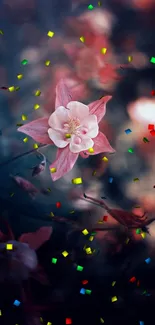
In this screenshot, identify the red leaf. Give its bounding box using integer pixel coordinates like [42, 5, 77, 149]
[19, 226, 53, 250]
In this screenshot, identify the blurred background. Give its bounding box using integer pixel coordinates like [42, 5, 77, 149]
[0, 0, 155, 324]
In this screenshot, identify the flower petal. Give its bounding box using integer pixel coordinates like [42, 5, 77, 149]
[67, 101, 89, 121]
[70, 134, 94, 153]
[88, 96, 112, 123]
[80, 132, 115, 156]
[19, 226, 53, 251]
[80, 152, 89, 159]
[17, 118, 53, 144]
[81, 115, 99, 138]
[48, 106, 69, 131]
[50, 146, 79, 181]
[48, 129, 68, 148]
[55, 79, 72, 109]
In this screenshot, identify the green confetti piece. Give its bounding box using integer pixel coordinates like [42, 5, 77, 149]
[21, 59, 28, 65]
[88, 4, 94, 9]
[52, 258, 57, 264]
[15, 87, 20, 91]
[150, 57, 155, 64]
[128, 148, 134, 153]
[85, 289, 92, 295]
[136, 228, 142, 235]
[91, 231, 96, 236]
[0, 30, 4, 35]
[143, 137, 149, 143]
[76, 265, 83, 271]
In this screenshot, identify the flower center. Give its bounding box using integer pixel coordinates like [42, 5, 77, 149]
[64, 117, 81, 134]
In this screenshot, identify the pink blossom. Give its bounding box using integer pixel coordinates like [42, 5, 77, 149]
[48, 102, 99, 153]
[17, 79, 115, 181]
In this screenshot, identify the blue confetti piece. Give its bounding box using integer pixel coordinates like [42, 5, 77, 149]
[145, 257, 151, 264]
[125, 128, 132, 134]
[109, 177, 113, 183]
[80, 288, 86, 295]
[13, 299, 21, 306]
[139, 321, 144, 325]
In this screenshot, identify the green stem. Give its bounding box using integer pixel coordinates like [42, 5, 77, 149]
[0, 144, 49, 168]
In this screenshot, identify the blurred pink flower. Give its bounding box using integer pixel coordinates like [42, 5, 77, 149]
[64, 20, 123, 86]
[0, 223, 52, 283]
[17, 79, 115, 181]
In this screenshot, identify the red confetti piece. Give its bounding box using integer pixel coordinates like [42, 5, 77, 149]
[82, 279, 88, 285]
[129, 276, 136, 283]
[103, 215, 108, 222]
[56, 202, 61, 208]
[66, 318, 72, 325]
[148, 124, 154, 130]
[150, 129, 155, 136]
[0, 87, 8, 90]
[151, 90, 155, 96]
[137, 280, 140, 287]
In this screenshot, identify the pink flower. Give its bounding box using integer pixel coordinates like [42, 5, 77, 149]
[48, 102, 99, 153]
[17, 79, 115, 181]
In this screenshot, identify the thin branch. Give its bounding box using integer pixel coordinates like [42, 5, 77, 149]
[0, 144, 49, 168]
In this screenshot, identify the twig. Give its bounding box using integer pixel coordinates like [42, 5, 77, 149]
[0, 144, 49, 168]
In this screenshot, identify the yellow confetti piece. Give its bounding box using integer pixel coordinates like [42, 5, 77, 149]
[50, 167, 56, 173]
[85, 247, 92, 254]
[82, 229, 89, 235]
[47, 322, 52, 325]
[8, 86, 15, 92]
[50, 212, 54, 217]
[89, 236, 94, 242]
[40, 318, 44, 323]
[0, 310, 2, 316]
[111, 296, 117, 302]
[80, 36, 85, 43]
[100, 318, 104, 323]
[98, 220, 104, 224]
[92, 170, 96, 176]
[33, 143, 39, 149]
[83, 245, 86, 251]
[65, 133, 71, 138]
[17, 74, 23, 80]
[133, 178, 139, 182]
[45, 60, 51, 66]
[22, 114, 27, 121]
[35, 90, 41, 96]
[88, 147, 94, 153]
[69, 210, 75, 214]
[102, 156, 108, 162]
[72, 177, 83, 184]
[6, 243, 13, 250]
[125, 237, 130, 244]
[47, 31, 54, 38]
[141, 232, 146, 239]
[0, 30, 4, 35]
[23, 137, 28, 143]
[128, 56, 133, 62]
[34, 104, 40, 110]
[101, 47, 107, 54]
[112, 281, 116, 286]
[62, 251, 69, 257]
